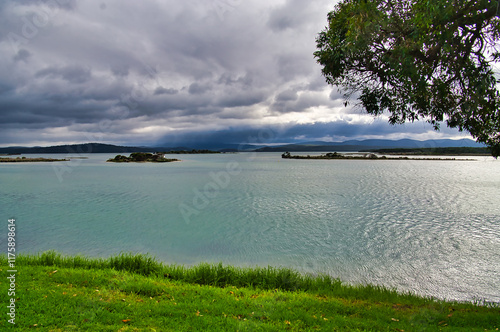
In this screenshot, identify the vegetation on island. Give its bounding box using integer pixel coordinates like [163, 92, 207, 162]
[1, 251, 498, 331]
[0, 156, 68, 162]
[281, 151, 472, 161]
[107, 152, 179, 163]
[315, 1, 500, 157]
[282, 151, 382, 159]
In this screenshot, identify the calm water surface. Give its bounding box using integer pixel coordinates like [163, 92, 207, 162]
[1, 152, 499, 303]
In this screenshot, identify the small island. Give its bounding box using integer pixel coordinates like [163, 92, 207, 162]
[282, 152, 383, 160]
[107, 152, 180, 163]
[0, 156, 69, 162]
[360, 147, 490, 156]
[281, 151, 470, 161]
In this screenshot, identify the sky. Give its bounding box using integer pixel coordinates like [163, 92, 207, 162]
[0, 0, 473, 148]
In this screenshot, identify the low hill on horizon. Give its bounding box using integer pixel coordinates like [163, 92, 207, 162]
[0, 139, 485, 154]
[0, 143, 188, 154]
[253, 138, 485, 152]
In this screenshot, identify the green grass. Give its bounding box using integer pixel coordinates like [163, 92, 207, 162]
[1, 251, 499, 331]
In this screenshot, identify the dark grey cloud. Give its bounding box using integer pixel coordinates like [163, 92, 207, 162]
[275, 89, 298, 102]
[217, 73, 253, 87]
[214, 91, 265, 109]
[154, 86, 178, 95]
[268, 0, 320, 32]
[34, 0, 79, 11]
[13, 48, 31, 62]
[188, 82, 212, 95]
[35, 65, 92, 84]
[110, 64, 129, 77]
[157, 121, 468, 148]
[0, 0, 469, 147]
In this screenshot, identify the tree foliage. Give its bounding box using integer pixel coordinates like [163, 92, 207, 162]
[314, 0, 500, 157]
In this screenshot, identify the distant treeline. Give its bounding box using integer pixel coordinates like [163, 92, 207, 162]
[0, 143, 222, 154]
[0, 156, 68, 162]
[281, 152, 379, 159]
[361, 147, 491, 155]
[0, 143, 147, 154]
[160, 149, 220, 154]
[281, 152, 471, 161]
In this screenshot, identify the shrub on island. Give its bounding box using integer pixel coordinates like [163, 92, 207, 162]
[107, 152, 179, 163]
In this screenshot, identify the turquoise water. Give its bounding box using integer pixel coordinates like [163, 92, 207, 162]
[1, 153, 499, 303]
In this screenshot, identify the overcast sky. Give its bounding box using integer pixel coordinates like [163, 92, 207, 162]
[0, 0, 471, 147]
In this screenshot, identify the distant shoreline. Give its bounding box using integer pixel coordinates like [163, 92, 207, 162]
[0, 140, 487, 155]
[0, 157, 68, 162]
[360, 147, 490, 156]
[281, 152, 475, 161]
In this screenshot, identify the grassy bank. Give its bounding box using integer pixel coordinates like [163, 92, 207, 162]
[1, 251, 499, 331]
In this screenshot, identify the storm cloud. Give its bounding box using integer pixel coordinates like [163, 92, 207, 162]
[0, 0, 469, 147]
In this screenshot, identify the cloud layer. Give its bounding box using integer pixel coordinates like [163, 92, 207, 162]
[0, 0, 470, 147]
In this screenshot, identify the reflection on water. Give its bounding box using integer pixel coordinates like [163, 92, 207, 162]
[1, 153, 499, 303]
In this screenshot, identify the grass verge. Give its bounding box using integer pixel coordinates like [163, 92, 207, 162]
[1, 251, 499, 331]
